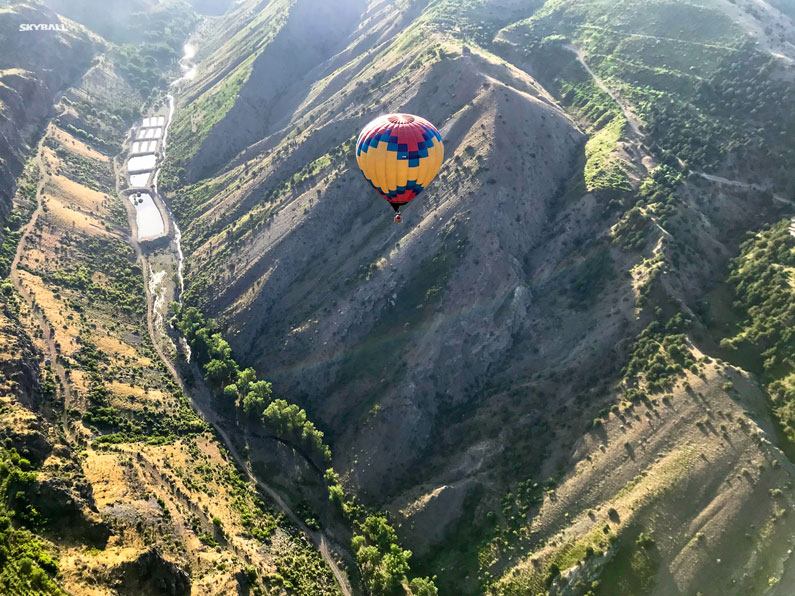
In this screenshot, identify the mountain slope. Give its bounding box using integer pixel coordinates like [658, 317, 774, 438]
[1, 0, 793, 594]
[156, 0, 795, 594]
[0, 2, 97, 220]
[0, 3, 350, 595]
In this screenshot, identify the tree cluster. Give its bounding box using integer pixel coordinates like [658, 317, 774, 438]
[176, 306, 330, 464]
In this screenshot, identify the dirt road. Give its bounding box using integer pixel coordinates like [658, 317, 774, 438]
[694, 171, 794, 237]
[564, 44, 646, 138]
[9, 129, 79, 441]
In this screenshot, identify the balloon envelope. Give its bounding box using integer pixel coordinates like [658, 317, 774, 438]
[355, 114, 444, 211]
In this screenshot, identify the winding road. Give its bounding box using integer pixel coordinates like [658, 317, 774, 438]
[694, 171, 795, 237]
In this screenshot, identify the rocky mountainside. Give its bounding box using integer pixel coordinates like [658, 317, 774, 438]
[156, 0, 795, 594]
[0, 0, 793, 595]
[0, 2, 97, 220]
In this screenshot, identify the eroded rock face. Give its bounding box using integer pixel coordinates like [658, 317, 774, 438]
[110, 548, 191, 596]
[0, 416, 51, 465]
[0, 307, 42, 409]
[0, 2, 96, 218]
[26, 475, 112, 546]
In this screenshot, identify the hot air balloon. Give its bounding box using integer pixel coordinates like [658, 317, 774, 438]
[355, 114, 444, 223]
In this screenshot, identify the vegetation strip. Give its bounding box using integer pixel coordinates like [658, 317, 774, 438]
[175, 305, 439, 594]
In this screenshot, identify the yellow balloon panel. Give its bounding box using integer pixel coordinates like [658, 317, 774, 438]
[355, 114, 444, 207]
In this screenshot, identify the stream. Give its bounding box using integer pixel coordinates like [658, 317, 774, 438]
[167, 45, 195, 313]
[166, 43, 197, 354]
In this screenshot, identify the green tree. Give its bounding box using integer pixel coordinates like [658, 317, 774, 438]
[204, 358, 235, 388]
[242, 391, 268, 419]
[249, 380, 272, 401]
[324, 468, 340, 484]
[409, 577, 438, 596]
[328, 484, 344, 508]
[382, 544, 411, 588]
[361, 515, 398, 552]
[237, 367, 257, 395]
[223, 384, 239, 401]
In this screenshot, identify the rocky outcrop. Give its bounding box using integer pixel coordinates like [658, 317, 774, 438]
[110, 548, 191, 596]
[26, 473, 112, 546]
[0, 306, 42, 410]
[0, 415, 51, 465]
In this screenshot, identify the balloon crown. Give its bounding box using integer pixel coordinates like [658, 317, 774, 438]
[387, 114, 416, 124]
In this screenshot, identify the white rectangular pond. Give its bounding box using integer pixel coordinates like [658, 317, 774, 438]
[141, 117, 165, 127]
[136, 128, 162, 140]
[129, 172, 151, 187]
[129, 192, 165, 240]
[128, 155, 157, 172]
[131, 140, 157, 154]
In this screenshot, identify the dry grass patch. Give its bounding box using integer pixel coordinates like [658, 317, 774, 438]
[47, 173, 110, 213]
[41, 198, 111, 236]
[59, 547, 140, 596]
[18, 269, 81, 353]
[50, 124, 110, 162]
[106, 382, 168, 407]
[94, 335, 151, 366]
[81, 450, 136, 508]
[69, 369, 92, 396]
[20, 247, 50, 269]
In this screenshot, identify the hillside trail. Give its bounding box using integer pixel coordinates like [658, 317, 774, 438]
[9, 126, 78, 443]
[694, 171, 795, 237]
[121, 72, 354, 596]
[581, 20, 794, 63]
[563, 44, 645, 138]
[579, 24, 739, 51]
